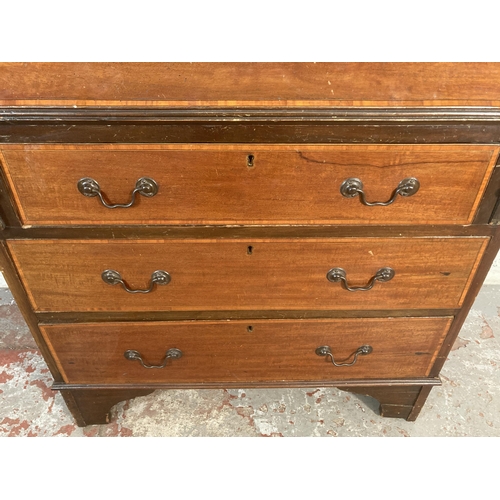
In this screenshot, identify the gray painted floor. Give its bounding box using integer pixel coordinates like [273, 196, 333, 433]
[1, 286, 499, 436]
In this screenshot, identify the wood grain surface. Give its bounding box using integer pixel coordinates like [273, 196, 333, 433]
[1, 63, 500, 107]
[40, 317, 452, 384]
[1, 144, 497, 226]
[2, 62, 500, 425]
[8, 237, 488, 312]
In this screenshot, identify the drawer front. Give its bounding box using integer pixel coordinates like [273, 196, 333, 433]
[9, 238, 487, 312]
[40, 317, 452, 384]
[1, 145, 497, 226]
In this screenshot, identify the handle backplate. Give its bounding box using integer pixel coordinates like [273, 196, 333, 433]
[102, 269, 171, 293]
[315, 345, 373, 367]
[124, 348, 183, 369]
[77, 177, 158, 208]
[326, 267, 395, 291]
[340, 177, 420, 206]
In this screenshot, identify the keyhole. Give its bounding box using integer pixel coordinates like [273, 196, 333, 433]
[247, 154, 254, 167]
[247, 245, 253, 255]
[247, 326, 253, 333]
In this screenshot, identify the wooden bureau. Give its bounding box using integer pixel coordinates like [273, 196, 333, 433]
[1, 63, 500, 426]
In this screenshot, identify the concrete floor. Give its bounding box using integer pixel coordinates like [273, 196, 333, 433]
[1, 286, 499, 437]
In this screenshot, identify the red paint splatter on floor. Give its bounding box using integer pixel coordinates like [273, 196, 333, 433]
[0, 370, 14, 384]
[1, 416, 20, 427]
[212, 390, 239, 413]
[54, 424, 77, 436]
[28, 379, 55, 402]
[235, 407, 253, 419]
[480, 319, 495, 339]
[229, 403, 256, 431]
[6, 419, 30, 437]
[306, 389, 320, 397]
[275, 403, 286, 413]
[452, 337, 470, 351]
[0, 349, 37, 366]
[83, 427, 100, 437]
[101, 422, 134, 436]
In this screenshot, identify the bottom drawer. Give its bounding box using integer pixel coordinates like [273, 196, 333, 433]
[41, 318, 452, 384]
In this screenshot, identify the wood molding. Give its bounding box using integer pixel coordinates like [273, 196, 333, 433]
[2, 107, 500, 143]
[52, 378, 441, 391]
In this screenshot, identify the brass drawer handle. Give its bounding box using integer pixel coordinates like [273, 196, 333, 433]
[326, 267, 395, 291]
[340, 177, 419, 206]
[77, 177, 159, 208]
[316, 345, 373, 367]
[124, 348, 183, 369]
[102, 269, 171, 294]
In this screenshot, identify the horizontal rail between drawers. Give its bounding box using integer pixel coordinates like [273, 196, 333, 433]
[1, 225, 498, 239]
[36, 309, 460, 324]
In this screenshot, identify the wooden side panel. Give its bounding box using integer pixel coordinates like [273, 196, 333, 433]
[1, 145, 497, 226]
[40, 317, 452, 384]
[8, 237, 488, 312]
[0, 242, 63, 381]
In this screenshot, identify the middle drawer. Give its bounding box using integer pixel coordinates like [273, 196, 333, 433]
[9, 237, 487, 312]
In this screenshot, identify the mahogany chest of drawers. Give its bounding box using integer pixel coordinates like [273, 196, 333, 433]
[1, 63, 500, 426]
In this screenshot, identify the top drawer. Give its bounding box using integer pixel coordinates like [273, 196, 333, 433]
[1, 144, 497, 226]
